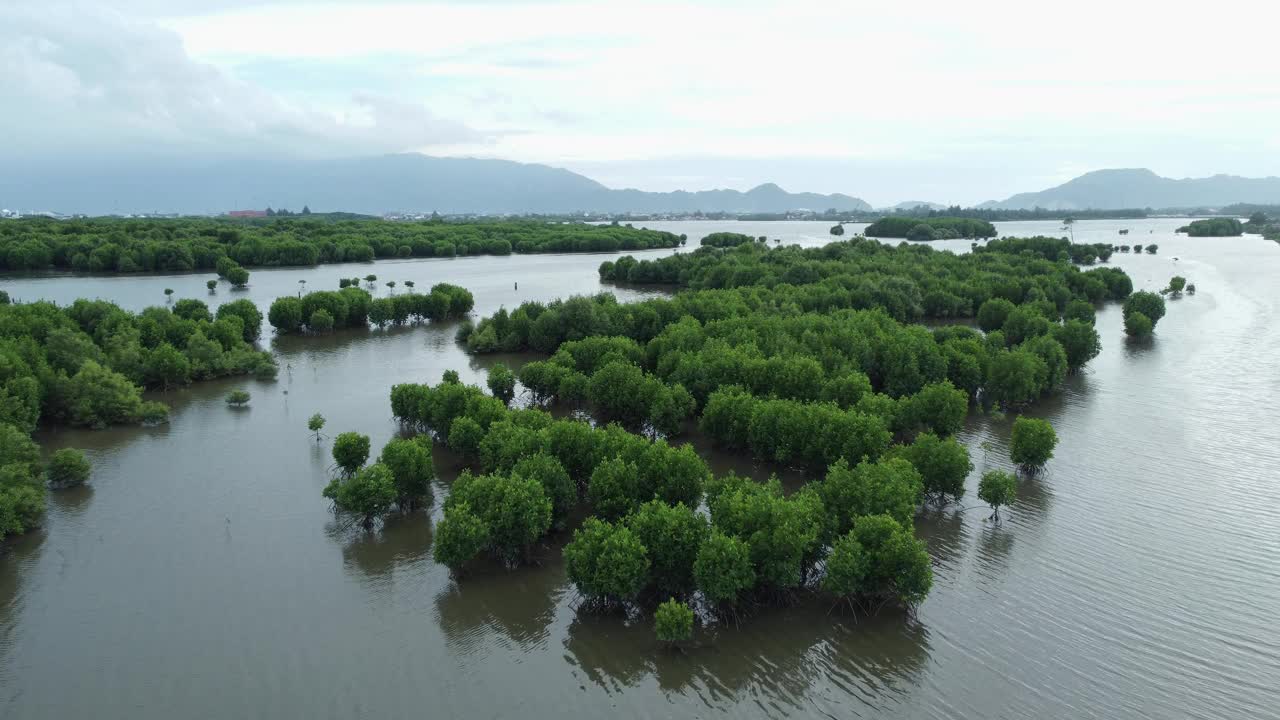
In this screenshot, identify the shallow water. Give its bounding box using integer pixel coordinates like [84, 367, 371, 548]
[2, 219, 1278, 719]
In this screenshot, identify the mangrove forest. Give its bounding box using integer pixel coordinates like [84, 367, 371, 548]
[314, 232, 1148, 633]
[0, 217, 685, 273]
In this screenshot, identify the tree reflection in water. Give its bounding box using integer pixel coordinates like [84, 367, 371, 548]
[432, 555, 566, 659]
[562, 602, 931, 715]
[328, 511, 434, 585]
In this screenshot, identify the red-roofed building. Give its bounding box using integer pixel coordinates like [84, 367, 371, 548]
[227, 210, 267, 218]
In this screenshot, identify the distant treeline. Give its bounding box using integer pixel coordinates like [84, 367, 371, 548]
[0, 218, 684, 273]
[864, 217, 998, 240]
[895, 206, 1150, 221]
[1214, 204, 1280, 217]
[504, 208, 1157, 223]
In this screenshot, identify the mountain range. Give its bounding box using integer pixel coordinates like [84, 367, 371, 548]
[0, 154, 870, 216]
[983, 168, 1280, 210]
[2, 154, 1277, 216]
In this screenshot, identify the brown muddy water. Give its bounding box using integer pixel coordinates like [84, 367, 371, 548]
[1, 220, 1277, 719]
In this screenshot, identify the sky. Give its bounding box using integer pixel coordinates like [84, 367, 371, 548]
[4, 0, 1279, 206]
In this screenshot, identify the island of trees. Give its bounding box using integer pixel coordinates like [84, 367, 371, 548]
[0, 217, 685, 273]
[267, 282, 474, 334]
[0, 293, 275, 541]
[979, 235, 1114, 264]
[318, 234, 1134, 637]
[1176, 218, 1244, 237]
[863, 217, 998, 240]
[699, 232, 766, 248]
[1239, 212, 1280, 242]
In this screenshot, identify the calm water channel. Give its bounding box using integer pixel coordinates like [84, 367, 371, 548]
[1, 219, 1277, 719]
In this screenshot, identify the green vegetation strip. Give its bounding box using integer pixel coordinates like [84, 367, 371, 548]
[0, 218, 684, 273]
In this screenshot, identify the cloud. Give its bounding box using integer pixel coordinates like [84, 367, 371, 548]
[7, 0, 1280, 204]
[0, 3, 483, 159]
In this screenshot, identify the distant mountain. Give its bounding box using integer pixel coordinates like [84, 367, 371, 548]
[603, 182, 872, 214]
[0, 153, 871, 216]
[987, 169, 1280, 210]
[884, 200, 947, 211]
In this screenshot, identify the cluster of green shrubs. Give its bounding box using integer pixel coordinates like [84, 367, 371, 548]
[978, 236, 1114, 264]
[267, 283, 474, 333]
[596, 237, 1131, 320]
[566, 475, 930, 614]
[461, 240, 1106, 432]
[386, 378, 704, 565]
[0, 426, 91, 541]
[322, 432, 435, 527]
[1122, 290, 1167, 337]
[0, 296, 273, 431]
[214, 256, 251, 288]
[389, 379, 701, 513]
[973, 414, 1058, 521]
[1116, 243, 1158, 254]
[470, 299, 1100, 431]
[516, 336, 693, 436]
[1163, 276, 1191, 296]
[0, 217, 683, 272]
[864, 217, 997, 240]
[383, 376, 937, 614]
[698, 384, 931, 472]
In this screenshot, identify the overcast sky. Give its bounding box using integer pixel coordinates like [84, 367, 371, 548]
[5, 0, 1278, 206]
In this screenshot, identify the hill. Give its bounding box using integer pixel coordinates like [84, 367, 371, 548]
[0, 153, 871, 216]
[987, 169, 1280, 210]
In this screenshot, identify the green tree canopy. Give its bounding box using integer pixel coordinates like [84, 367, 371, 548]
[322, 462, 397, 528]
[46, 448, 91, 488]
[626, 500, 708, 596]
[1010, 416, 1057, 470]
[654, 598, 695, 645]
[587, 457, 641, 521]
[433, 501, 490, 573]
[447, 471, 552, 563]
[978, 470, 1017, 520]
[378, 437, 434, 508]
[487, 363, 516, 406]
[511, 452, 574, 528]
[332, 432, 371, 476]
[564, 517, 651, 605]
[888, 432, 972, 504]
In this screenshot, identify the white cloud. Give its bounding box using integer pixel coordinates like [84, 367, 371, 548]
[7, 0, 1280, 204]
[0, 2, 484, 158]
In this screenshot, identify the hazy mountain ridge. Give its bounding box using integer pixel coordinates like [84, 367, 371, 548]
[0, 153, 870, 215]
[987, 169, 1280, 210]
[883, 200, 947, 211]
[6, 156, 1278, 216]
